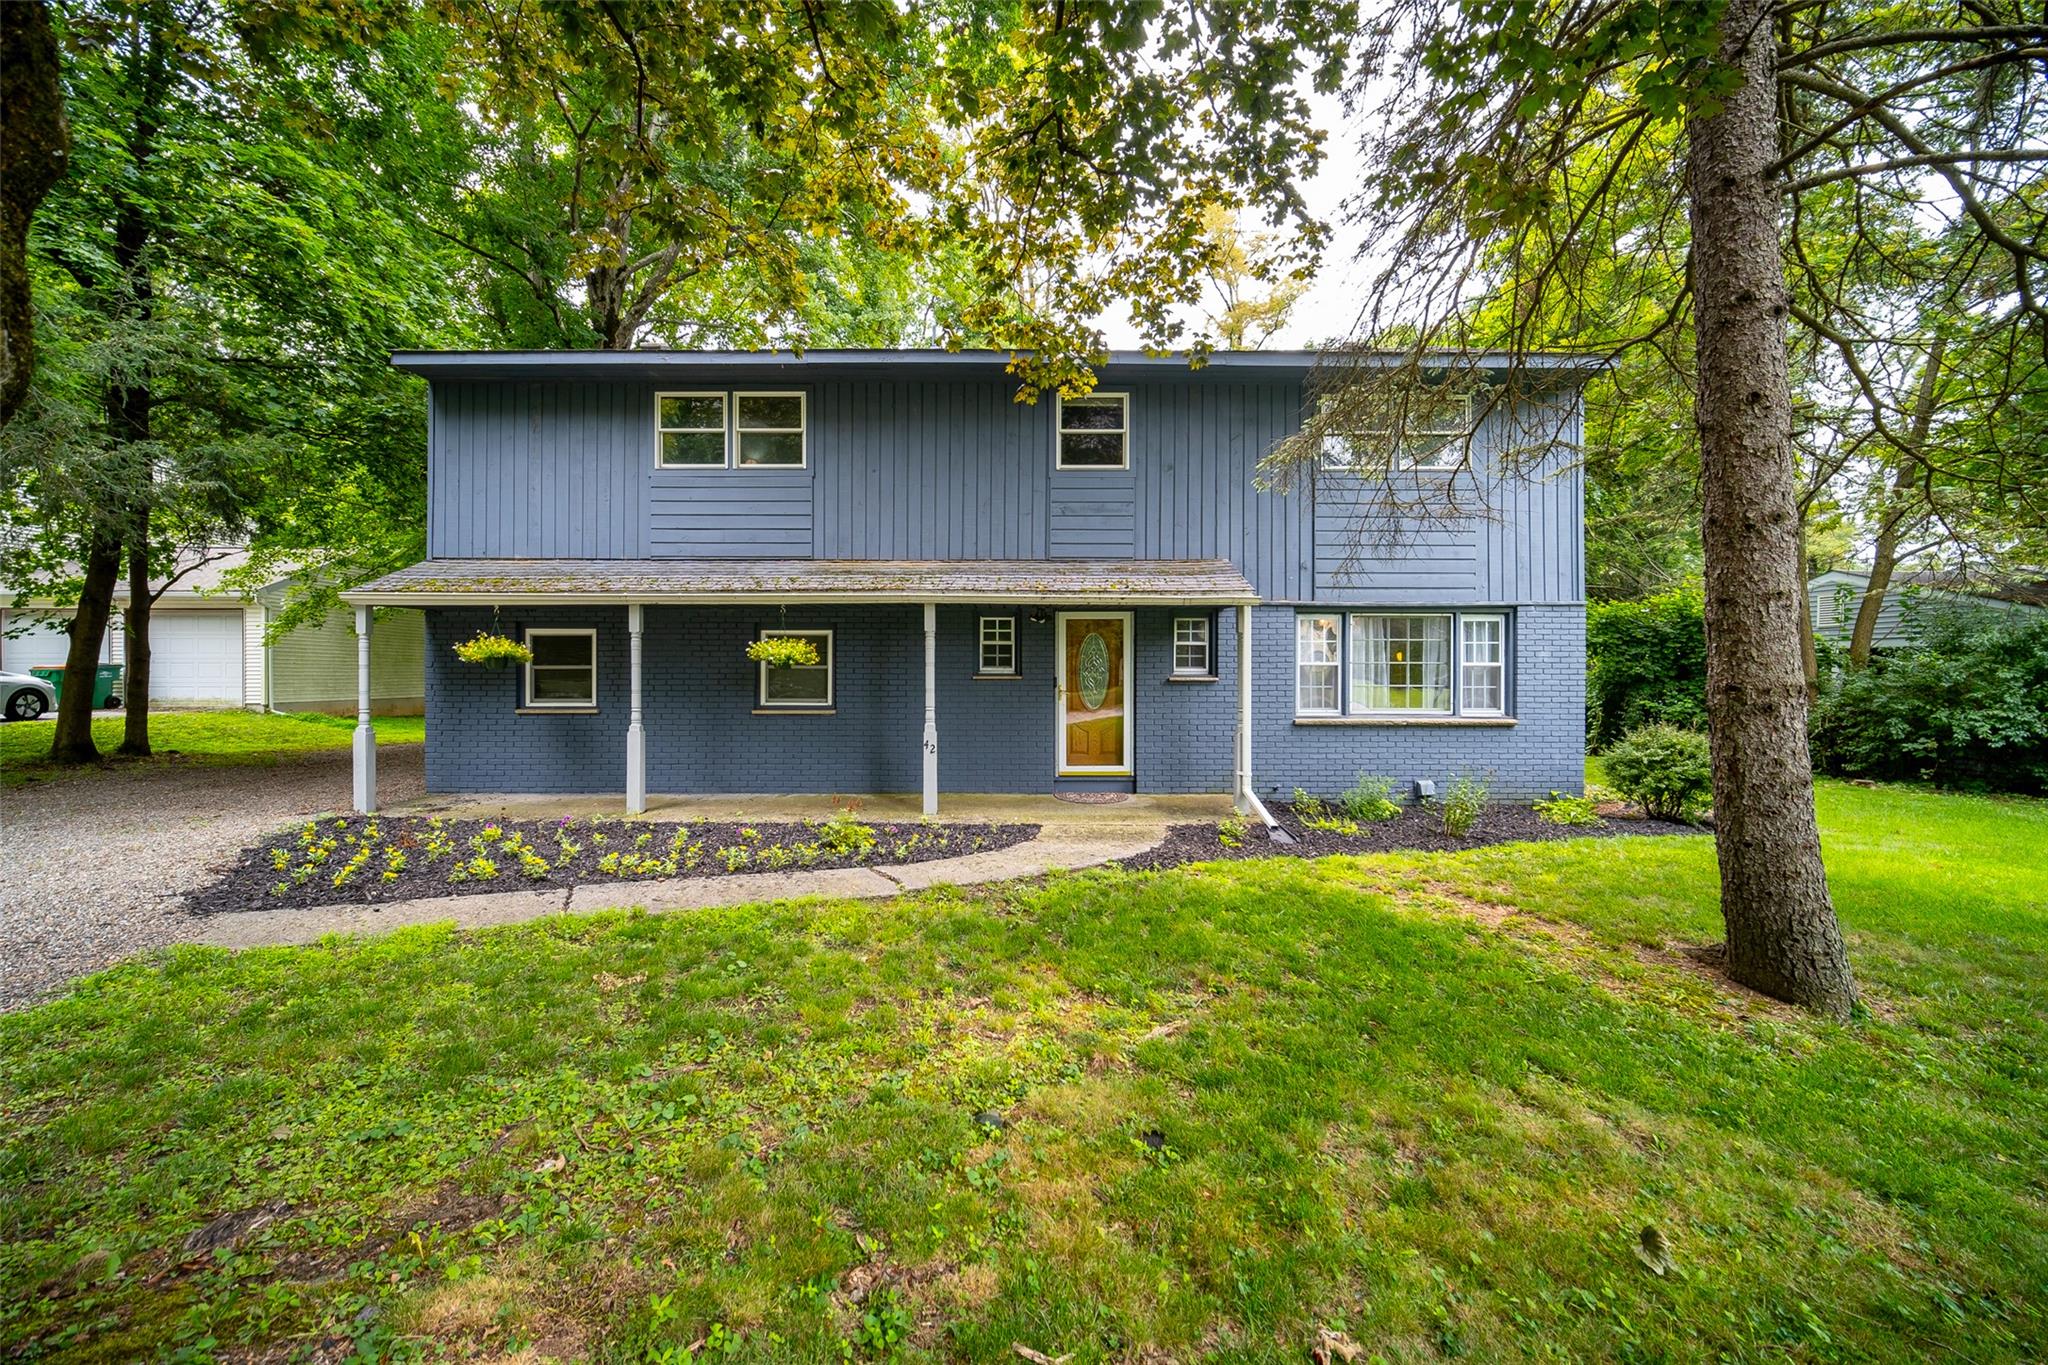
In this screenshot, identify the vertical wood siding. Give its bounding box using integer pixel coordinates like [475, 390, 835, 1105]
[424, 369, 1581, 606]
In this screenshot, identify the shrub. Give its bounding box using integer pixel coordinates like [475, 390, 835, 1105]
[1217, 814, 1250, 848]
[1603, 723, 1713, 820]
[813, 810, 878, 856]
[1291, 788, 1359, 835]
[1532, 791, 1602, 826]
[1586, 587, 1708, 749]
[1339, 773, 1402, 822]
[1811, 607, 2048, 793]
[1439, 775, 1487, 837]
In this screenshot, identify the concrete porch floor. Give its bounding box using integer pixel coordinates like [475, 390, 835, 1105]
[380, 790, 1237, 830]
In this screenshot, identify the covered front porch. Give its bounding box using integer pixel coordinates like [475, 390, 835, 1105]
[339, 558, 1272, 823]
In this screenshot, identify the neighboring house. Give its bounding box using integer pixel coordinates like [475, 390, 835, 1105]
[341, 349, 1592, 818]
[1809, 567, 2048, 652]
[1, 549, 426, 714]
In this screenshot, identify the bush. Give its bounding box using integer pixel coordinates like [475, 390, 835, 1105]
[1439, 775, 1488, 837]
[813, 810, 877, 856]
[1532, 791, 1602, 826]
[1291, 789, 1359, 835]
[1587, 587, 1708, 749]
[1603, 723, 1713, 820]
[1339, 773, 1402, 822]
[1811, 608, 2048, 793]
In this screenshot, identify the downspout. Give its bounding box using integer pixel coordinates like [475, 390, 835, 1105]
[1236, 602, 1280, 831]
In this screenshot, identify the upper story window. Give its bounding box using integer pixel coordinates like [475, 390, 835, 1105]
[654, 390, 807, 469]
[736, 392, 807, 467]
[1315, 388, 1475, 473]
[656, 392, 727, 467]
[1056, 393, 1128, 469]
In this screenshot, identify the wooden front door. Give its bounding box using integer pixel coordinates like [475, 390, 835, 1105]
[1056, 613, 1132, 774]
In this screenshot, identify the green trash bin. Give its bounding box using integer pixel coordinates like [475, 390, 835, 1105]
[28, 664, 124, 708]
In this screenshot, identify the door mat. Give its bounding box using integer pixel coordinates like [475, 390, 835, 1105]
[1054, 791, 1131, 804]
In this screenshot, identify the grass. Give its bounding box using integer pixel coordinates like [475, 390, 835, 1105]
[2, 780, 2044, 1362]
[0, 711, 425, 785]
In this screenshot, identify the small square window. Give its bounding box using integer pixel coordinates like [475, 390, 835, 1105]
[524, 629, 597, 708]
[978, 615, 1017, 675]
[735, 391, 806, 467]
[656, 392, 726, 467]
[1173, 616, 1211, 675]
[1056, 393, 1128, 469]
[757, 629, 832, 707]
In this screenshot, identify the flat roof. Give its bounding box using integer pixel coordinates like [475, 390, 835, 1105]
[342, 558, 1261, 607]
[388, 347, 1604, 382]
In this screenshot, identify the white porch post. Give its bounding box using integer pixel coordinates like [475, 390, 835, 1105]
[1235, 603, 1253, 814]
[922, 602, 938, 816]
[626, 603, 646, 814]
[352, 605, 376, 814]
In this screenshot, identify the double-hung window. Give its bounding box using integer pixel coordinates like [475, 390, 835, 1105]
[978, 615, 1017, 676]
[1460, 614, 1506, 715]
[524, 629, 597, 708]
[757, 629, 833, 708]
[1056, 393, 1128, 469]
[655, 390, 807, 468]
[656, 393, 727, 467]
[1173, 615, 1212, 676]
[1296, 616, 1342, 715]
[1352, 614, 1452, 714]
[1296, 611, 1510, 719]
[735, 392, 806, 466]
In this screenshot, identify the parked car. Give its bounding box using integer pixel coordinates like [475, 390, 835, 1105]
[0, 669, 56, 721]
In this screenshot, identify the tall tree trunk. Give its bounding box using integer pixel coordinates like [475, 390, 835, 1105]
[1796, 522, 1818, 701]
[1848, 339, 1944, 667]
[0, 0, 69, 424]
[1686, 0, 1857, 1018]
[48, 530, 120, 763]
[119, 521, 152, 755]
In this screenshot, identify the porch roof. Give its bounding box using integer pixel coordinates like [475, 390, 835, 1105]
[340, 557, 1261, 607]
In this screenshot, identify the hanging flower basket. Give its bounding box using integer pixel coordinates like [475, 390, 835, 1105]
[746, 636, 820, 669]
[454, 632, 533, 668]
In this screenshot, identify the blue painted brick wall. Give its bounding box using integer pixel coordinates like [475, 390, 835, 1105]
[422, 603, 1582, 798]
[1249, 604, 1585, 802]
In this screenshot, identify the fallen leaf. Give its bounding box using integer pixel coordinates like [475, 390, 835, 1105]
[1311, 1328, 1364, 1363]
[1012, 1345, 1073, 1364]
[1634, 1223, 1674, 1276]
[533, 1154, 565, 1175]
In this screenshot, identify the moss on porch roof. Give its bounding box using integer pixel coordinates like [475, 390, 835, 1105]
[341, 558, 1260, 605]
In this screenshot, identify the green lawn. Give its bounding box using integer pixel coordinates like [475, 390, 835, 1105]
[2, 781, 2043, 1362]
[0, 711, 425, 785]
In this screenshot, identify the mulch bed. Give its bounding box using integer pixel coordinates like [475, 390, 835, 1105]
[1118, 801, 1703, 872]
[187, 815, 1040, 915]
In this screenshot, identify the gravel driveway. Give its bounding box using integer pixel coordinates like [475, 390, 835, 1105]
[1, 746, 424, 1012]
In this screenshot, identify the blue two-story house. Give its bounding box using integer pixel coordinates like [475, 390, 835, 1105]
[340, 350, 1590, 823]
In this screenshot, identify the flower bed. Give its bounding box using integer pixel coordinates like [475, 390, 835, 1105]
[188, 813, 1039, 914]
[1118, 800, 1701, 873]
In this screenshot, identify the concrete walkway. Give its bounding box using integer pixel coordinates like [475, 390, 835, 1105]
[191, 798, 1213, 950]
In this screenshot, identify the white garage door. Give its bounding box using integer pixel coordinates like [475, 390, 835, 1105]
[0, 612, 108, 672]
[148, 611, 245, 702]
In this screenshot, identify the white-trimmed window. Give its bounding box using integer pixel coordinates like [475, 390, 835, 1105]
[1398, 390, 1475, 472]
[1056, 393, 1129, 469]
[978, 615, 1017, 675]
[1296, 615, 1341, 715]
[656, 392, 727, 467]
[1352, 614, 1453, 713]
[735, 392, 806, 467]
[757, 629, 832, 708]
[1460, 614, 1506, 715]
[524, 628, 597, 708]
[1173, 615, 1212, 675]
